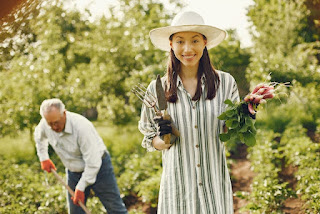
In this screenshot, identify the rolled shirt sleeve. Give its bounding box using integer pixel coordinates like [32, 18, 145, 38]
[34, 120, 50, 162]
[230, 76, 240, 103]
[138, 80, 158, 152]
[76, 124, 104, 191]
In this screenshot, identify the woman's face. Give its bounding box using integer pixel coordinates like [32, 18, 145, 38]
[170, 31, 207, 69]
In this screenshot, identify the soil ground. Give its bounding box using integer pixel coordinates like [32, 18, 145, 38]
[126, 143, 307, 213]
[230, 144, 305, 213]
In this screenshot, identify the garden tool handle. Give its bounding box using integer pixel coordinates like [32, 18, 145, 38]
[162, 110, 180, 138]
[171, 124, 180, 138]
[163, 110, 171, 144]
[51, 169, 91, 214]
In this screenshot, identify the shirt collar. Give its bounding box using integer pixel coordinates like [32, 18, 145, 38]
[63, 111, 72, 134]
[176, 74, 183, 90]
[201, 74, 206, 86]
[176, 73, 206, 90]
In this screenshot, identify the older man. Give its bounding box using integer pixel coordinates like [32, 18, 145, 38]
[34, 98, 127, 214]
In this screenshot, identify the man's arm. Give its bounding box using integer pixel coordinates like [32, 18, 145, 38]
[34, 122, 57, 172]
[34, 121, 50, 161]
[75, 123, 105, 192]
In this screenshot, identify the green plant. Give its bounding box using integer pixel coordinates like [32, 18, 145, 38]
[0, 158, 67, 213]
[218, 100, 257, 147]
[280, 125, 320, 211]
[117, 151, 162, 206]
[240, 130, 294, 212]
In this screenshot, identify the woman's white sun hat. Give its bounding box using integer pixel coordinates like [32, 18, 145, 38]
[149, 10, 227, 51]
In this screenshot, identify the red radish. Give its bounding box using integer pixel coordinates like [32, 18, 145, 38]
[252, 83, 265, 94]
[263, 93, 274, 99]
[259, 87, 272, 95]
[244, 95, 250, 102]
[257, 88, 266, 95]
[242, 82, 287, 116]
[259, 99, 267, 104]
[248, 103, 256, 115]
[253, 95, 263, 104]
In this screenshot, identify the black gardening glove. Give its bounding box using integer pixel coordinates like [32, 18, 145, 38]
[153, 115, 172, 136]
[241, 103, 257, 120]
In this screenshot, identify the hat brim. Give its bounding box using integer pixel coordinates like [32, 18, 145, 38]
[149, 25, 227, 51]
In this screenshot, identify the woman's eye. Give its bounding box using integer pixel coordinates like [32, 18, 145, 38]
[177, 41, 183, 44]
[193, 40, 199, 43]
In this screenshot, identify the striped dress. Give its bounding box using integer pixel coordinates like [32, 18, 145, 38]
[138, 71, 240, 214]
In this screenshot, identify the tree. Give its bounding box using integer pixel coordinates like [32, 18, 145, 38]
[209, 29, 251, 97]
[0, 1, 100, 138]
[93, 0, 180, 124]
[246, 0, 320, 87]
[0, 0, 180, 138]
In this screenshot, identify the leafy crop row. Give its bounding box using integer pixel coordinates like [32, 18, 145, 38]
[237, 130, 294, 213]
[281, 126, 320, 212]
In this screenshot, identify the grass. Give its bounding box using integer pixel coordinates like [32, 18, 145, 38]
[94, 120, 143, 146]
[0, 120, 144, 161]
[0, 131, 35, 161]
[0, 119, 147, 212]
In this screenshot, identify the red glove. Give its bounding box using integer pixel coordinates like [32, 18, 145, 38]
[71, 189, 85, 206]
[40, 159, 57, 172]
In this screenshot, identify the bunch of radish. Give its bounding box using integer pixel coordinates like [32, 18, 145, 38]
[244, 83, 275, 115]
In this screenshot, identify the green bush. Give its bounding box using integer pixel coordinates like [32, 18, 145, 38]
[0, 158, 66, 213]
[0, 158, 108, 213]
[257, 83, 320, 134]
[95, 121, 146, 177]
[118, 151, 162, 207]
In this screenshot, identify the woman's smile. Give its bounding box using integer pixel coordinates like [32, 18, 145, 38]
[182, 54, 196, 60]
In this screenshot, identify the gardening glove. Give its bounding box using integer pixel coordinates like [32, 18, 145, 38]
[40, 159, 57, 173]
[241, 103, 256, 119]
[153, 115, 172, 136]
[72, 189, 85, 206]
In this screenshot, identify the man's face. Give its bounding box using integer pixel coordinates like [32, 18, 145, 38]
[44, 107, 66, 133]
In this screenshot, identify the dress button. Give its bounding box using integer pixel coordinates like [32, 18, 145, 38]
[197, 164, 200, 167]
[199, 183, 203, 186]
[193, 106, 196, 109]
[195, 125, 198, 129]
[195, 145, 199, 148]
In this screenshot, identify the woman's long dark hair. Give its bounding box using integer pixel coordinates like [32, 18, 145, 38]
[165, 38, 220, 103]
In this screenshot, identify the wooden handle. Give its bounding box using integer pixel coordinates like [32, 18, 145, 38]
[163, 110, 171, 144]
[171, 125, 180, 137]
[51, 169, 91, 214]
[163, 110, 180, 137]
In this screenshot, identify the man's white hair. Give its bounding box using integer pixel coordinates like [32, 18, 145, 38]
[40, 98, 65, 118]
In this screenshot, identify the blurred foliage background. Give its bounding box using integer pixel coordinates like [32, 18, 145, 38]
[0, 0, 319, 213]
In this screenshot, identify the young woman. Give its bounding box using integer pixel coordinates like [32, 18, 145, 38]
[138, 10, 239, 214]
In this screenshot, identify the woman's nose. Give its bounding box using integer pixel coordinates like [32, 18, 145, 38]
[183, 42, 192, 52]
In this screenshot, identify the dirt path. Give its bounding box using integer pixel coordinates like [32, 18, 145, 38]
[280, 164, 305, 214]
[231, 158, 254, 213]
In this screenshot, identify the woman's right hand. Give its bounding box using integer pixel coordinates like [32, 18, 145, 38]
[152, 136, 172, 150]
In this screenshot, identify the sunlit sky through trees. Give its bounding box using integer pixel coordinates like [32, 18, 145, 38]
[66, 0, 254, 48]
